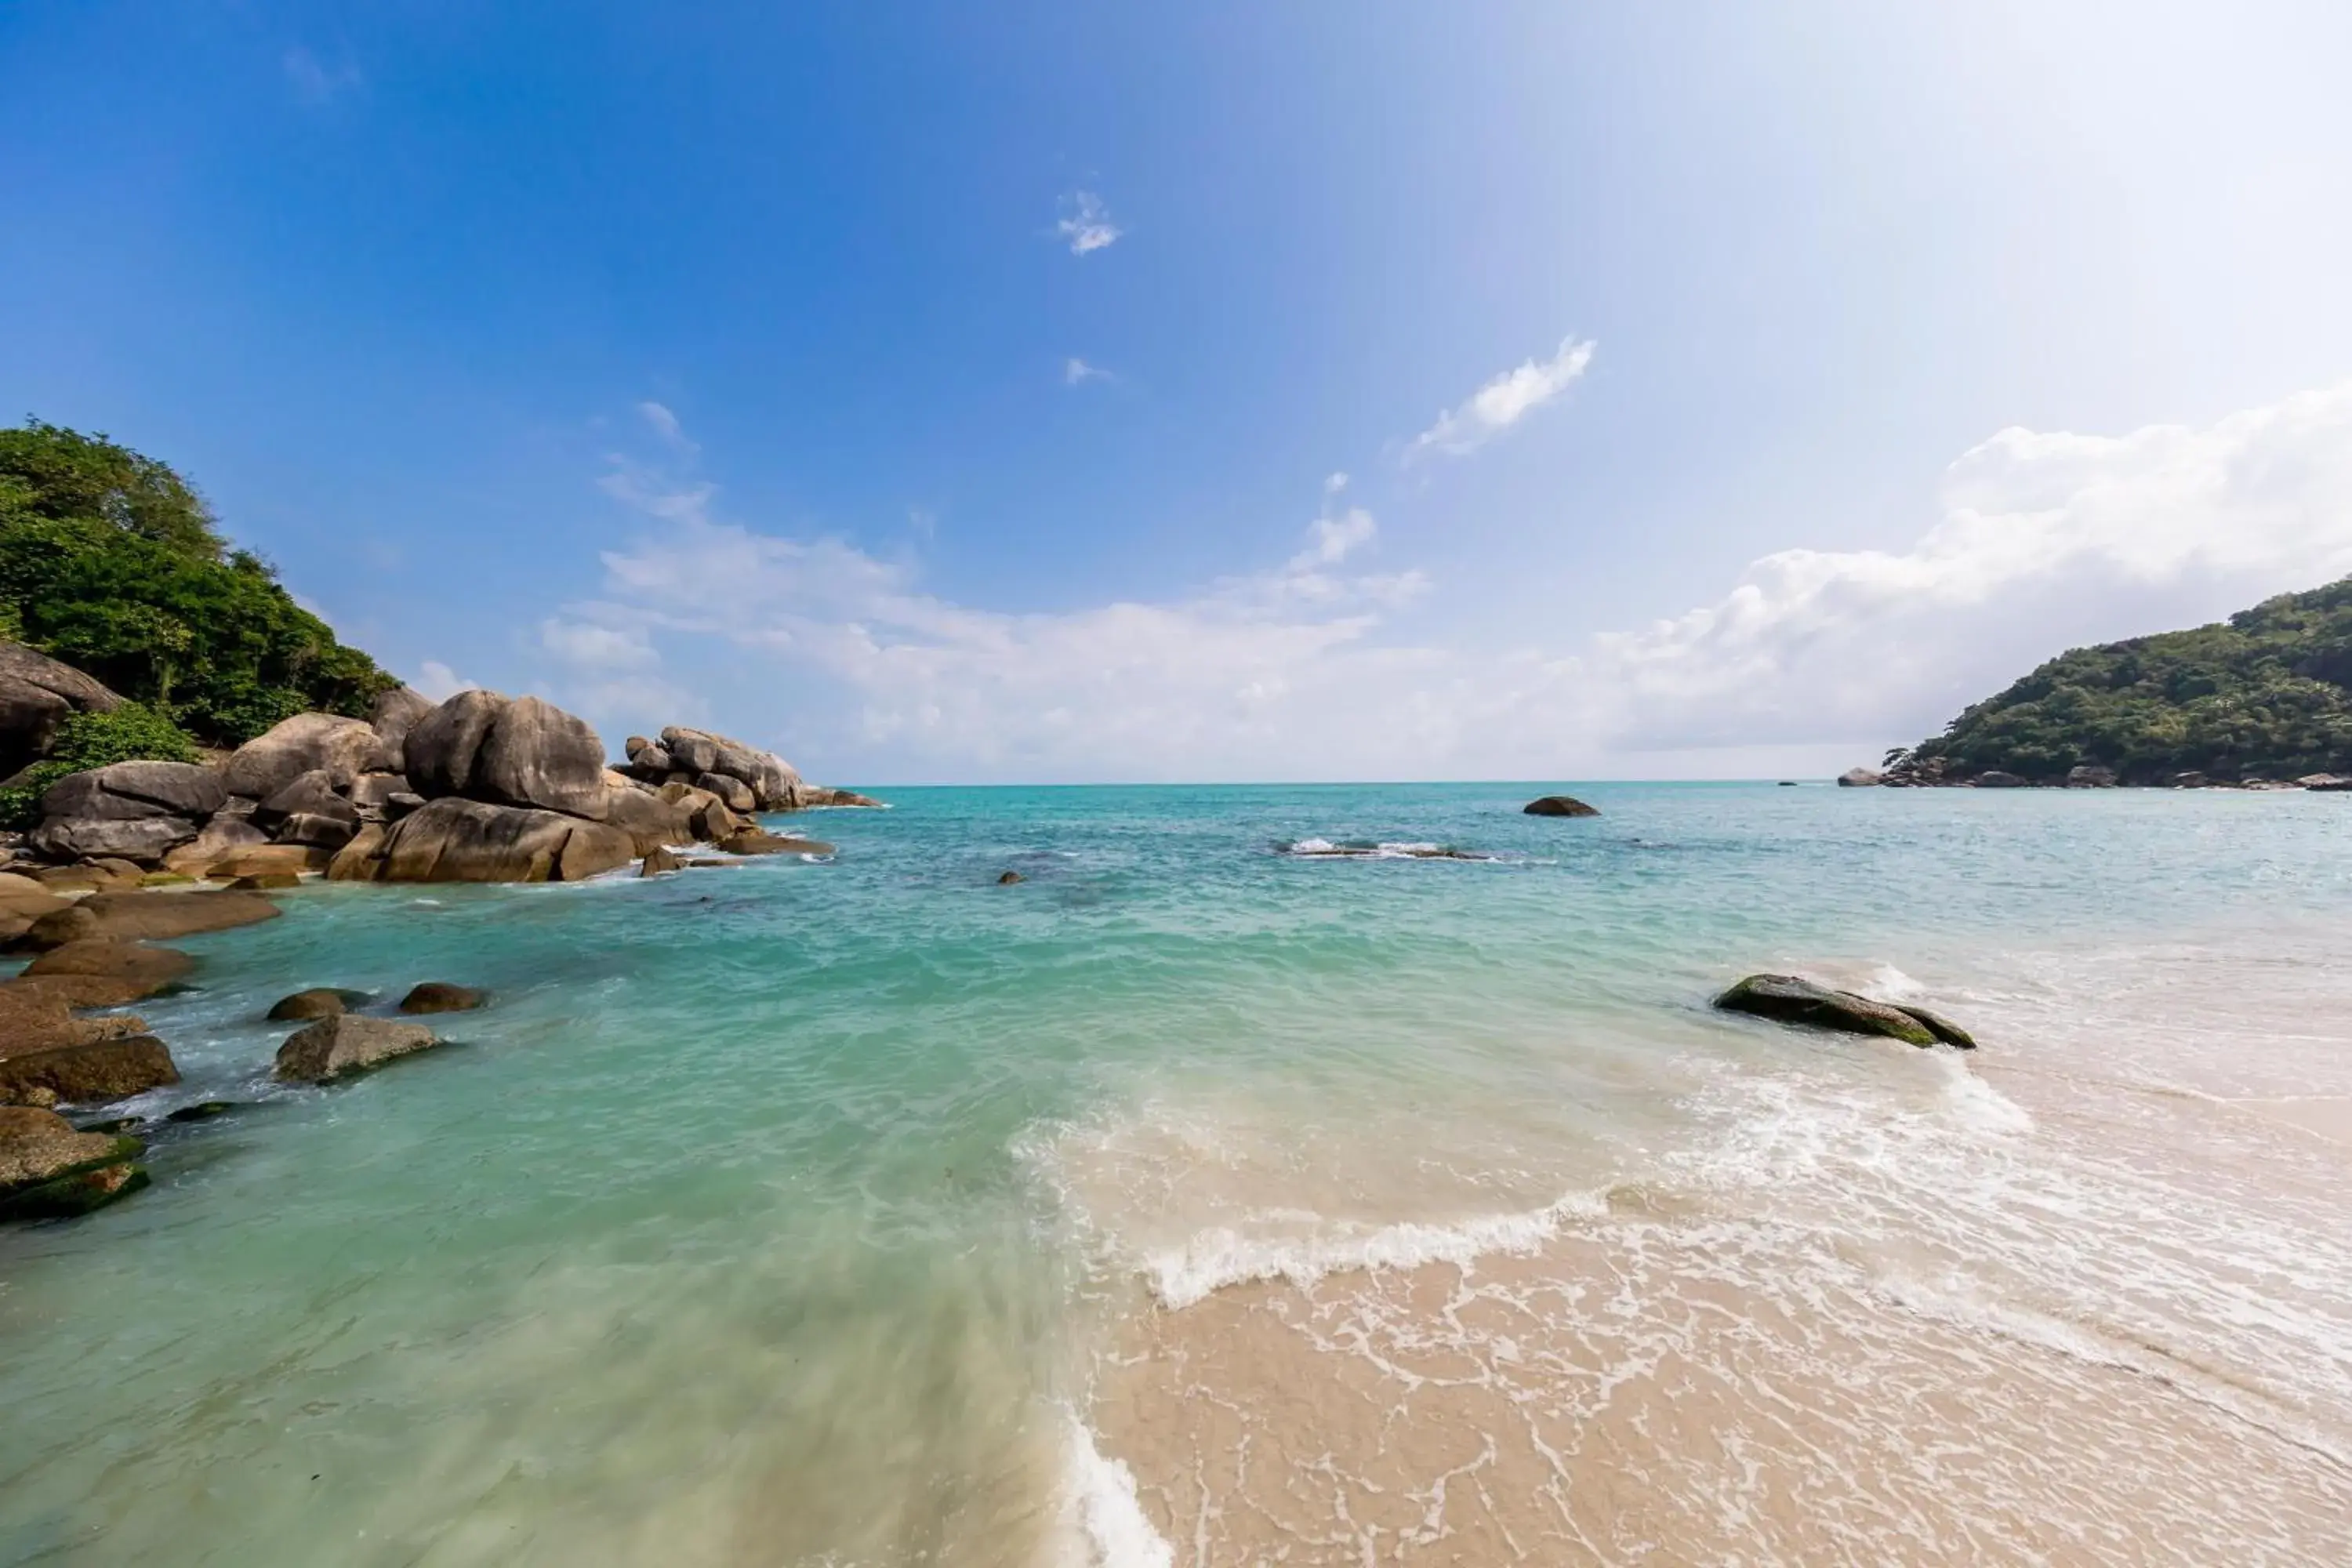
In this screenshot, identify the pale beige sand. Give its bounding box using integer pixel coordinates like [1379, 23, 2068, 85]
[1097, 1226, 2352, 1565]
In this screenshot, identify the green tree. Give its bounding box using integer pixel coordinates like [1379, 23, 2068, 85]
[0, 420, 396, 747]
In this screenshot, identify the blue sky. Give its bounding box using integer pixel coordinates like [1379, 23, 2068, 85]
[8, 2, 2352, 782]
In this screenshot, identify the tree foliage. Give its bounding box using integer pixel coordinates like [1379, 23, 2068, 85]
[1902, 577, 2352, 782]
[0, 702, 201, 830]
[0, 420, 395, 745]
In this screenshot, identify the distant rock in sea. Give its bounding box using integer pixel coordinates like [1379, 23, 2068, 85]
[1713, 973, 1976, 1049]
[1523, 796, 1599, 818]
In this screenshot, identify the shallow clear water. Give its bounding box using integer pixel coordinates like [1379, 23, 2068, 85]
[4, 784, 2350, 1565]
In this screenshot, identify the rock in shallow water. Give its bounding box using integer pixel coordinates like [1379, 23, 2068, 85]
[1523, 796, 1600, 818]
[398, 982, 486, 1014]
[267, 987, 365, 1022]
[274, 1016, 441, 1083]
[0, 1034, 180, 1103]
[1712, 974, 1975, 1049]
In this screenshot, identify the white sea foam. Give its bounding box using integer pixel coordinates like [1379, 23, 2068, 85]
[1934, 1053, 2035, 1135]
[1145, 1191, 1610, 1309]
[1279, 837, 1497, 862]
[1058, 1408, 1174, 1568]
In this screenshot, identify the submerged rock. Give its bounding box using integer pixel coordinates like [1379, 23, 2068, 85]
[397, 982, 486, 1014]
[0, 1142, 149, 1220]
[274, 1015, 441, 1083]
[1523, 796, 1600, 818]
[1712, 974, 1974, 1049]
[997, 870, 1024, 884]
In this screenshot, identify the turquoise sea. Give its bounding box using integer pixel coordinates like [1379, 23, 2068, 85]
[5, 783, 2352, 1565]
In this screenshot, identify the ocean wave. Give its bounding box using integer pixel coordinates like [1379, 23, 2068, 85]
[1058, 1407, 1174, 1568]
[1144, 1191, 1610, 1309]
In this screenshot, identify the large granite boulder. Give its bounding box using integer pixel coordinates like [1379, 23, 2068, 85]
[600, 785, 695, 855]
[274, 1016, 441, 1083]
[655, 781, 748, 842]
[1713, 974, 1975, 1049]
[252, 769, 357, 832]
[717, 829, 834, 857]
[41, 761, 224, 822]
[0, 1033, 180, 1103]
[20, 940, 196, 999]
[658, 726, 804, 810]
[352, 797, 637, 883]
[222, 713, 387, 800]
[1973, 771, 2030, 788]
[802, 786, 883, 808]
[405, 691, 609, 818]
[162, 813, 270, 877]
[13, 891, 278, 951]
[1837, 768, 1882, 787]
[695, 771, 757, 814]
[0, 639, 122, 776]
[27, 815, 199, 865]
[2066, 765, 2118, 788]
[369, 687, 436, 774]
[0, 981, 148, 1057]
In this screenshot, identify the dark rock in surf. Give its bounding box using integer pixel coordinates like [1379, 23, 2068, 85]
[267, 987, 366, 1022]
[997, 870, 1024, 884]
[1523, 796, 1599, 818]
[397, 982, 486, 1015]
[1712, 974, 1973, 1050]
[1837, 768, 1882, 787]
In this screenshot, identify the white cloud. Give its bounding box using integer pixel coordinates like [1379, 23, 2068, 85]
[572, 383, 2352, 780]
[1065, 357, 1115, 387]
[1592, 381, 2352, 752]
[414, 661, 477, 701]
[1055, 191, 1122, 256]
[539, 617, 659, 670]
[636, 401, 698, 456]
[283, 45, 362, 106]
[1407, 337, 1595, 462]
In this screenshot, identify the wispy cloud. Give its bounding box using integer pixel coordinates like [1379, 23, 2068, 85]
[283, 45, 363, 106]
[635, 400, 698, 456]
[561, 386, 2352, 779]
[1406, 337, 1595, 463]
[1064, 357, 1114, 387]
[1055, 191, 1122, 256]
[414, 661, 477, 701]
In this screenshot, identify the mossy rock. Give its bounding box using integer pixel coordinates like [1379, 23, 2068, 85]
[1713, 974, 1973, 1050]
[165, 1101, 239, 1123]
[0, 1160, 149, 1220]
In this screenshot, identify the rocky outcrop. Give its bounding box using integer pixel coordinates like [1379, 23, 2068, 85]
[1974, 771, 2029, 788]
[274, 1016, 440, 1083]
[1713, 974, 1975, 1049]
[2066, 765, 2118, 788]
[221, 712, 387, 800]
[624, 727, 809, 810]
[342, 797, 637, 884]
[10, 890, 278, 951]
[1523, 796, 1600, 818]
[397, 982, 485, 1014]
[162, 814, 270, 876]
[803, 787, 884, 808]
[1837, 768, 1882, 787]
[640, 846, 680, 876]
[0, 638, 122, 776]
[0, 1033, 180, 1103]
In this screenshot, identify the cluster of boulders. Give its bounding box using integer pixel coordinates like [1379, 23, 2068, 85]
[14, 689, 869, 884]
[1843, 759, 2352, 790]
[0, 947, 490, 1219]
